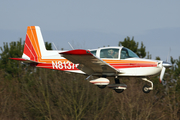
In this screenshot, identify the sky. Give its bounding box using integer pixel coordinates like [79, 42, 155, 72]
[0, 0, 180, 60]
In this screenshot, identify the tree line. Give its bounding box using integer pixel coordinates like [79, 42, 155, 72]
[0, 37, 180, 120]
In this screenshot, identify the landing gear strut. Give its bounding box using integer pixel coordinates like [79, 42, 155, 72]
[115, 78, 120, 84]
[114, 77, 124, 93]
[142, 78, 153, 93]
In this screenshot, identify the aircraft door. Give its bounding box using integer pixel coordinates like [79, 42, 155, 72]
[120, 47, 139, 76]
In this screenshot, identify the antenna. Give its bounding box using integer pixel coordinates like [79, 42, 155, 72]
[166, 47, 171, 62]
[52, 42, 58, 50]
[68, 42, 74, 50]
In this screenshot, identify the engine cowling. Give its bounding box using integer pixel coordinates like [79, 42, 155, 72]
[89, 78, 110, 86]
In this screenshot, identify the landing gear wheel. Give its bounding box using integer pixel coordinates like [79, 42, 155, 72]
[114, 89, 124, 93]
[97, 85, 107, 89]
[142, 85, 151, 93]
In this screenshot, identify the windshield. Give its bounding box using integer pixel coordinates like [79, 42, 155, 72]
[120, 48, 139, 59]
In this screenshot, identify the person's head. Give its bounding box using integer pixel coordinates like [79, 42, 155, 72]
[108, 49, 114, 55]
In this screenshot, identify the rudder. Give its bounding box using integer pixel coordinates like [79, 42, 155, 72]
[22, 26, 47, 62]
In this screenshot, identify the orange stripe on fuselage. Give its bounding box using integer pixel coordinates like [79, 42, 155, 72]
[103, 59, 157, 64]
[38, 59, 69, 63]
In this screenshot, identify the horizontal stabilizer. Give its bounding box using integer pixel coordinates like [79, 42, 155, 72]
[9, 58, 43, 64]
[10, 58, 27, 61]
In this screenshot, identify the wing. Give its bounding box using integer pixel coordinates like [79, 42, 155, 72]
[60, 49, 120, 76]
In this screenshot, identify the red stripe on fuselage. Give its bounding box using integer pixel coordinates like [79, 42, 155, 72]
[110, 63, 157, 69]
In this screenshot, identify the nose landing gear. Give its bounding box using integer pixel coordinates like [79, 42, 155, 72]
[142, 78, 153, 93]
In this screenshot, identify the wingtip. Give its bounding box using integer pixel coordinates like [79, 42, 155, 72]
[60, 49, 92, 55]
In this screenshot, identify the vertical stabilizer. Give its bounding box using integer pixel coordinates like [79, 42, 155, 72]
[22, 26, 47, 62]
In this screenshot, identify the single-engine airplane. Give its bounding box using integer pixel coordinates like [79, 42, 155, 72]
[10, 26, 172, 93]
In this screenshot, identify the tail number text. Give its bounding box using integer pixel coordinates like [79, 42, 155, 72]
[52, 61, 78, 69]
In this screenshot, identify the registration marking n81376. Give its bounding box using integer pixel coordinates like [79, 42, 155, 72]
[52, 61, 78, 69]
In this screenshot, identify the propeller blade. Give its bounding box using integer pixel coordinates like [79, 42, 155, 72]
[159, 67, 166, 83]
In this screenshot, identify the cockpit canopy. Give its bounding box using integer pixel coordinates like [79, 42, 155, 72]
[90, 47, 139, 59]
[120, 47, 139, 59]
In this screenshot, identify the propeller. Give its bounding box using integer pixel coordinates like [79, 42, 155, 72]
[159, 66, 166, 83]
[159, 61, 172, 84]
[159, 48, 172, 84]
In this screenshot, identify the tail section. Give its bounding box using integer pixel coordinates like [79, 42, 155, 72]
[22, 26, 47, 62]
[11, 26, 72, 70]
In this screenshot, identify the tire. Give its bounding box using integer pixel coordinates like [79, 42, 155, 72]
[142, 85, 151, 93]
[97, 85, 107, 89]
[114, 89, 124, 93]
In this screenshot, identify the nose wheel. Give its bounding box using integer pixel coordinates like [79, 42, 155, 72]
[142, 78, 153, 93]
[142, 85, 151, 93]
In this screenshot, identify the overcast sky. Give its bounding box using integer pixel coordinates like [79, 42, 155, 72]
[0, 0, 180, 60]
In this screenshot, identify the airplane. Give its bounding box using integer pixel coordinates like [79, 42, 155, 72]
[10, 26, 172, 93]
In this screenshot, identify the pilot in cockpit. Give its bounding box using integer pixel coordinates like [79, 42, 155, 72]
[108, 49, 114, 58]
[108, 49, 118, 58]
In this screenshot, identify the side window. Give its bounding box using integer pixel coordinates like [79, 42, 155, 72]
[90, 50, 97, 56]
[100, 48, 119, 59]
[120, 49, 128, 59]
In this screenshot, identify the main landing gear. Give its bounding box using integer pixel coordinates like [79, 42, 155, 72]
[97, 85, 107, 89]
[88, 75, 153, 93]
[142, 78, 153, 93]
[107, 77, 127, 93]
